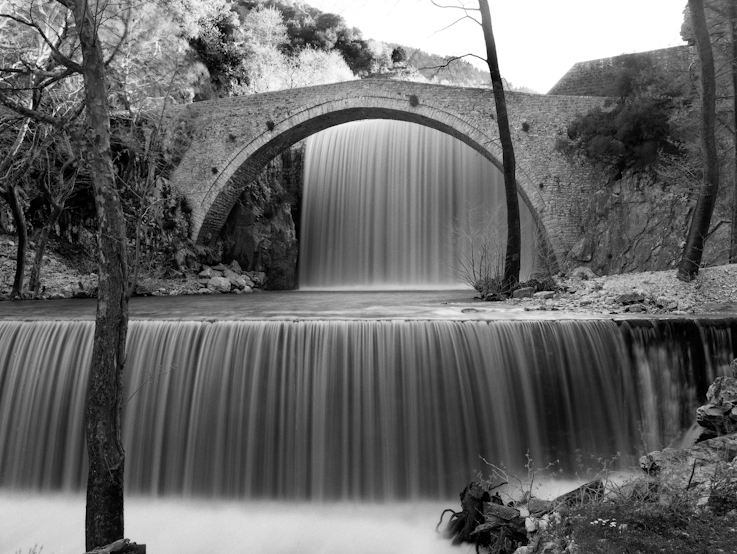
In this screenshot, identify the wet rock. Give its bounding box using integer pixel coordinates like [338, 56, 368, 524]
[625, 303, 646, 313]
[534, 291, 556, 300]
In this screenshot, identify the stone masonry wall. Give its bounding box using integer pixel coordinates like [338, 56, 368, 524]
[547, 46, 691, 97]
[168, 79, 606, 269]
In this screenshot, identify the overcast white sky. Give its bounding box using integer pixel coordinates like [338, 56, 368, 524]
[305, 0, 688, 93]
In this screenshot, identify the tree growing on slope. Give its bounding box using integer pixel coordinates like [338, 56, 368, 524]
[0, 0, 76, 298]
[678, 0, 720, 281]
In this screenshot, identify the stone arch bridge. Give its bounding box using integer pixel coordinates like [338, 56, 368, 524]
[170, 79, 603, 266]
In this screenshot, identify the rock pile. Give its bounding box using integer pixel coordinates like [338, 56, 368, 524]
[639, 361, 737, 508]
[196, 261, 266, 295]
[696, 363, 737, 439]
[481, 265, 731, 315]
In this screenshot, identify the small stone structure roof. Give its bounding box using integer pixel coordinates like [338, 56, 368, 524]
[548, 45, 692, 96]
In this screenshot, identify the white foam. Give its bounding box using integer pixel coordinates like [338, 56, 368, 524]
[1, 493, 467, 554]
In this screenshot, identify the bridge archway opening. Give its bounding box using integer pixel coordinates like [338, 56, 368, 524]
[297, 119, 542, 289]
[209, 105, 554, 288]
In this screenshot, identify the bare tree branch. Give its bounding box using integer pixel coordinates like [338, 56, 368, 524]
[429, 0, 481, 28]
[0, 90, 65, 126]
[430, 0, 480, 12]
[0, 11, 82, 73]
[419, 53, 489, 82]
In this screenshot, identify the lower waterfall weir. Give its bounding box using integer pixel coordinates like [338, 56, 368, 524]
[0, 314, 733, 500]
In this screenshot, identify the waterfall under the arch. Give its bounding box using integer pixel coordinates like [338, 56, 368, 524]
[298, 120, 538, 290]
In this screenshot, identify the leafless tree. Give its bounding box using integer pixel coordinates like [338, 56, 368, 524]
[430, 0, 521, 291]
[678, 0, 720, 281]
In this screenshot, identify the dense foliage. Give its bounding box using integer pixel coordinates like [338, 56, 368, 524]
[558, 55, 690, 178]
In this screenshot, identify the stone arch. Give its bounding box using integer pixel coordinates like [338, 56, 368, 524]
[190, 96, 554, 263]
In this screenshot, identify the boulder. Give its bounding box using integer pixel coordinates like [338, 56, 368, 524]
[251, 271, 267, 287]
[207, 276, 231, 293]
[615, 291, 645, 305]
[696, 376, 737, 436]
[222, 268, 247, 289]
[640, 434, 737, 504]
[513, 287, 536, 299]
[534, 291, 556, 300]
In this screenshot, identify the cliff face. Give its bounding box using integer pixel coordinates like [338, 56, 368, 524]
[555, 2, 736, 275]
[219, 145, 303, 290]
[566, 173, 688, 274]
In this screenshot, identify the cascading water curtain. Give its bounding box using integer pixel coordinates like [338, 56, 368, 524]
[299, 120, 539, 289]
[1, 317, 732, 501]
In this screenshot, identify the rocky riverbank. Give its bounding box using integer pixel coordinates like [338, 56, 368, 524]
[499, 264, 737, 315]
[3, 232, 737, 313]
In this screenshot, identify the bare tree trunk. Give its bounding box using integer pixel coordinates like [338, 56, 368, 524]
[29, 202, 63, 297]
[60, 0, 130, 549]
[729, 0, 737, 263]
[678, 0, 720, 281]
[0, 119, 31, 299]
[3, 185, 28, 298]
[478, 0, 520, 292]
[29, 160, 77, 297]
